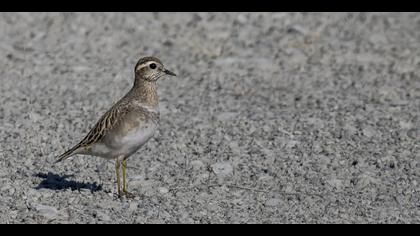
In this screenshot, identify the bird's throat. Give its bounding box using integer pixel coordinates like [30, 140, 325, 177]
[131, 76, 159, 107]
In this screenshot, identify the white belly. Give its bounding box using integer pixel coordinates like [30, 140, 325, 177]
[90, 122, 157, 159]
[119, 123, 157, 153]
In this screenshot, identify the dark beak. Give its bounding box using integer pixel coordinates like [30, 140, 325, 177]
[164, 69, 177, 76]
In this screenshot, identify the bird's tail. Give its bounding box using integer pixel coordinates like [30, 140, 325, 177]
[55, 145, 80, 164]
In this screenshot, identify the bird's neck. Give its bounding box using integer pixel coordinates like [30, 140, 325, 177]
[129, 76, 159, 108]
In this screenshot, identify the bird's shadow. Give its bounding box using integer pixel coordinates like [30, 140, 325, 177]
[34, 172, 103, 193]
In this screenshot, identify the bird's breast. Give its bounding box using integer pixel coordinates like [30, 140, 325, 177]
[109, 118, 158, 156]
[120, 122, 157, 148]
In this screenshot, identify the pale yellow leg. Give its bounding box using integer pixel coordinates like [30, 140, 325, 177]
[122, 159, 135, 198]
[122, 159, 127, 192]
[115, 159, 121, 196]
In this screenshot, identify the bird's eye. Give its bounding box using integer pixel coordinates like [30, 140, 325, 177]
[149, 63, 157, 69]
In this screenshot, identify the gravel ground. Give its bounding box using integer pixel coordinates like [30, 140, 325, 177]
[0, 12, 419, 224]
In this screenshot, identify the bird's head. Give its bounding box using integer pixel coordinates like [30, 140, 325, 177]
[134, 56, 176, 82]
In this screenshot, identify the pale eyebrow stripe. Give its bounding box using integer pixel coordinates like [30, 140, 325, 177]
[136, 61, 160, 71]
[135, 63, 150, 71]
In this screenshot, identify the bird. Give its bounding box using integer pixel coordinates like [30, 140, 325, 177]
[54, 56, 176, 198]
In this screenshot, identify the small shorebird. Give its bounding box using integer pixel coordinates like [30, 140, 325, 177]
[55, 56, 176, 198]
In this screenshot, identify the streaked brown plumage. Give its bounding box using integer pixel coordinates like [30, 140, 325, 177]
[55, 56, 176, 198]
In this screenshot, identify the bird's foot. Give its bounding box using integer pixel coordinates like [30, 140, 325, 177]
[123, 190, 136, 199]
[117, 190, 136, 199]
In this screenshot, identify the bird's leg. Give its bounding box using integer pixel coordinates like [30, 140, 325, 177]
[122, 159, 135, 198]
[122, 159, 127, 192]
[115, 159, 122, 197]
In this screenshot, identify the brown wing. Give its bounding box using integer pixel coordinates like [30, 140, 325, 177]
[77, 101, 132, 148]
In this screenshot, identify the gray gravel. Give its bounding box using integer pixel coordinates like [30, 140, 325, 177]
[1, 12, 420, 223]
